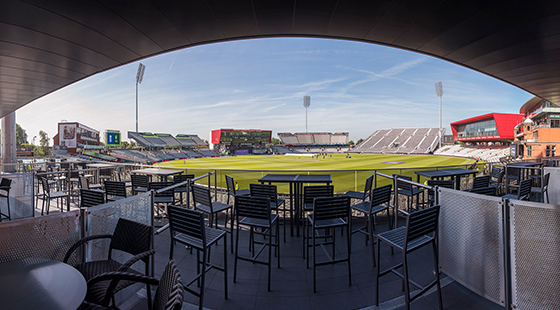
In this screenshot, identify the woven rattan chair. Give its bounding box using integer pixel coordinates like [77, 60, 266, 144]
[168, 205, 227, 310]
[80, 260, 183, 310]
[305, 196, 351, 293]
[351, 184, 392, 267]
[64, 218, 154, 307]
[375, 205, 442, 310]
[234, 195, 280, 292]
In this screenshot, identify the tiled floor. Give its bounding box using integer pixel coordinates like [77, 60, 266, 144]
[134, 215, 505, 310]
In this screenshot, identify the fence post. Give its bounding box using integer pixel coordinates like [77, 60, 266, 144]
[502, 199, 512, 310]
[393, 174, 399, 229]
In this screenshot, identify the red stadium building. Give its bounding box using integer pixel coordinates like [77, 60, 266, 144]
[210, 129, 272, 155]
[450, 113, 524, 144]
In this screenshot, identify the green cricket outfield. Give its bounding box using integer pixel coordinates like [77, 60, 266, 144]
[158, 154, 476, 193]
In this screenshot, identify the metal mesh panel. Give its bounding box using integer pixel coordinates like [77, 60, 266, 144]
[438, 188, 505, 305]
[0, 211, 80, 264]
[85, 192, 152, 306]
[509, 200, 560, 310]
[0, 173, 34, 220]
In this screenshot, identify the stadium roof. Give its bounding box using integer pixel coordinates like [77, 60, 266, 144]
[1, 1, 559, 118]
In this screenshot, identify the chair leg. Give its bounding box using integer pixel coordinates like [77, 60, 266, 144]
[234, 221, 240, 284]
[199, 248, 207, 310]
[375, 238, 381, 306]
[432, 241, 443, 310]
[276, 220, 280, 268]
[268, 221, 272, 292]
[6, 195, 10, 221]
[369, 214, 376, 267]
[313, 226, 317, 293]
[403, 251, 411, 310]
[224, 234, 228, 299]
[169, 239, 175, 260]
[347, 222, 352, 287]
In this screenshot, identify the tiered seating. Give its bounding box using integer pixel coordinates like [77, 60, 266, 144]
[296, 134, 314, 144]
[313, 134, 330, 144]
[278, 133, 299, 145]
[434, 145, 509, 162]
[175, 134, 196, 146]
[155, 133, 182, 147]
[331, 133, 349, 144]
[185, 149, 201, 158]
[353, 128, 442, 154]
[198, 149, 216, 157]
[191, 135, 207, 146]
[273, 146, 291, 153]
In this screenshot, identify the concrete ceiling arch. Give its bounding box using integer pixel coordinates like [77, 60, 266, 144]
[1, 0, 559, 117]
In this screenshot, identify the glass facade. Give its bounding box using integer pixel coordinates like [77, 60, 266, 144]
[457, 119, 498, 138]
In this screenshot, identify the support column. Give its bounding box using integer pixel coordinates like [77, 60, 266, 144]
[2, 112, 17, 173]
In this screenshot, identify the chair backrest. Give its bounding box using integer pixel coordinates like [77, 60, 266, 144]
[131, 174, 149, 188]
[235, 195, 271, 221]
[250, 184, 280, 203]
[110, 218, 152, 260]
[517, 178, 532, 200]
[0, 178, 12, 188]
[148, 182, 175, 198]
[104, 181, 127, 198]
[369, 184, 392, 209]
[313, 196, 350, 222]
[167, 205, 205, 247]
[394, 174, 412, 191]
[40, 177, 51, 196]
[472, 175, 491, 189]
[80, 189, 105, 208]
[225, 174, 235, 194]
[303, 185, 334, 204]
[362, 175, 374, 200]
[173, 174, 194, 184]
[191, 184, 213, 209]
[79, 175, 90, 189]
[404, 205, 440, 250]
[543, 173, 550, 190]
[469, 186, 496, 196]
[153, 260, 184, 310]
[100, 168, 113, 177]
[69, 170, 80, 178]
[506, 167, 520, 178]
[427, 180, 453, 189]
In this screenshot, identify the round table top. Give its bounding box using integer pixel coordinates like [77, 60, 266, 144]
[0, 258, 87, 310]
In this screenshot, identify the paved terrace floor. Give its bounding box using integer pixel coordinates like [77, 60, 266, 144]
[128, 214, 503, 310]
[31, 198, 504, 310]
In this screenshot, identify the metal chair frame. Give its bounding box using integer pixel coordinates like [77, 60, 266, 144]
[375, 205, 442, 310]
[104, 180, 127, 202]
[305, 196, 351, 293]
[343, 175, 373, 201]
[191, 184, 233, 252]
[249, 183, 287, 242]
[40, 177, 69, 215]
[302, 185, 334, 258]
[0, 178, 11, 221]
[225, 174, 250, 205]
[168, 205, 227, 310]
[172, 174, 194, 206]
[350, 184, 392, 267]
[233, 195, 279, 292]
[80, 189, 106, 208]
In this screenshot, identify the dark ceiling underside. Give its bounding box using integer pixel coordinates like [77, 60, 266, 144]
[1, 0, 559, 118]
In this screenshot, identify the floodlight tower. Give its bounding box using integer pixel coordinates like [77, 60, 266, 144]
[136, 63, 146, 133]
[303, 96, 311, 133]
[435, 81, 443, 147]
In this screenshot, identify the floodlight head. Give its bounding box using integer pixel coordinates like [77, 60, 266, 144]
[303, 96, 311, 108]
[435, 81, 443, 97]
[136, 63, 146, 84]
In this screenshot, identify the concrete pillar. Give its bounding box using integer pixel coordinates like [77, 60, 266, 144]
[1, 112, 17, 173]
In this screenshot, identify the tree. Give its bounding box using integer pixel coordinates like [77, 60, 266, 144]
[16, 124, 28, 146]
[271, 138, 280, 145]
[356, 138, 364, 145]
[35, 130, 51, 156]
[121, 141, 130, 149]
[348, 140, 355, 146]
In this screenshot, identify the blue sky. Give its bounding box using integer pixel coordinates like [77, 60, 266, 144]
[17, 38, 533, 144]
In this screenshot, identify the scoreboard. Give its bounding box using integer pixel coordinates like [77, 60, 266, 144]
[105, 130, 121, 147]
[211, 129, 271, 144]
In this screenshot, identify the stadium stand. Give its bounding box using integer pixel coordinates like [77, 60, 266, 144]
[313, 133, 330, 144]
[273, 146, 291, 154]
[128, 132, 166, 147]
[175, 134, 196, 146]
[155, 133, 182, 147]
[352, 128, 443, 154]
[198, 148, 217, 157]
[185, 149, 201, 158]
[278, 133, 299, 145]
[434, 145, 510, 162]
[296, 133, 314, 144]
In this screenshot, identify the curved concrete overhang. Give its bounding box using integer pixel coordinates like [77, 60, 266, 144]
[1, 0, 559, 118]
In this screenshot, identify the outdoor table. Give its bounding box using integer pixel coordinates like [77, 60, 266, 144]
[259, 174, 332, 236]
[131, 167, 184, 182]
[415, 168, 478, 190]
[0, 257, 86, 310]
